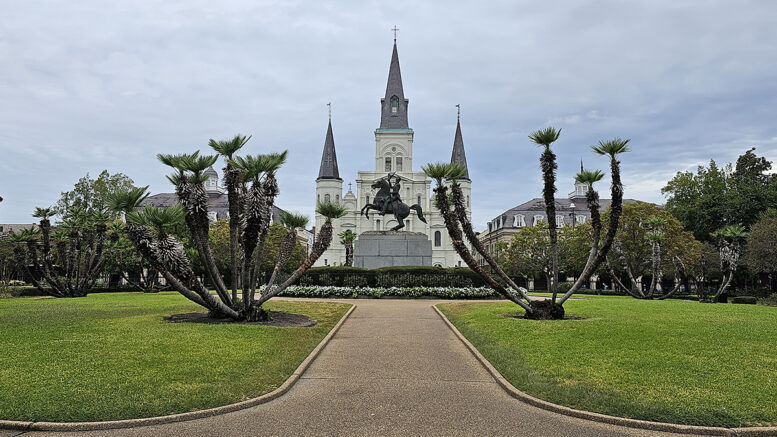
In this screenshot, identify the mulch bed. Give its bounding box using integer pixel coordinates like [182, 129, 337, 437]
[501, 313, 587, 321]
[165, 311, 317, 327]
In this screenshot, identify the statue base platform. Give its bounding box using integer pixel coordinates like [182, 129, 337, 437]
[354, 231, 432, 269]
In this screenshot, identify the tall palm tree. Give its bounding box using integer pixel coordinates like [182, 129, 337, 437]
[338, 229, 357, 267]
[265, 211, 309, 290]
[423, 162, 534, 313]
[529, 127, 562, 302]
[556, 138, 630, 305]
[254, 201, 346, 309]
[210, 134, 250, 302]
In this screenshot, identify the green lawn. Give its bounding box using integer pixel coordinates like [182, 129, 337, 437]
[0, 292, 350, 422]
[439, 297, 777, 427]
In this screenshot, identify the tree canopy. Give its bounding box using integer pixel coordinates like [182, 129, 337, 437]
[56, 170, 137, 219]
[662, 148, 777, 241]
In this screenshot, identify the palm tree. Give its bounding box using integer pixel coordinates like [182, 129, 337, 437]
[423, 162, 534, 314]
[529, 127, 562, 302]
[265, 211, 309, 289]
[210, 134, 250, 302]
[712, 224, 747, 299]
[339, 229, 357, 267]
[254, 201, 346, 309]
[556, 138, 630, 305]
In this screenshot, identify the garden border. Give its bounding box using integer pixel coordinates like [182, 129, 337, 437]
[0, 304, 356, 432]
[433, 305, 777, 437]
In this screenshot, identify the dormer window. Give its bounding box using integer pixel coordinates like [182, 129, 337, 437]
[390, 96, 399, 114]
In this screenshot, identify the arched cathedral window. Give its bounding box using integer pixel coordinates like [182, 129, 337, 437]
[395, 156, 402, 171]
[385, 157, 392, 172]
[390, 95, 399, 114]
[434, 231, 441, 247]
[324, 194, 331, 203]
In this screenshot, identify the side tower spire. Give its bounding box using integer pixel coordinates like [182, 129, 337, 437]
[317, 114, 341, 180]
[450, 105, 470, 180]
[380, 36, 409, 129]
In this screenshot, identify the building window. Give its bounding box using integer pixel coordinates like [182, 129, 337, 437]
[207, 211, 217, 222]
[556, 215, 564, 227]
[324, 194, 331, 203]
[488, 223, 492, 232]
[533, 215, 544, 226]
[324, 259, 328, 266]
[395, 156, 403, 171]
[576, 215, 587, 224]
[385, 157, 392, 172]
[417, 195, 421, 205]
[317, 194, 320, 204]
[366, 195, 370, 205]
[434, 231, 441, 247]
[514, 214, 526, 227]
[336, 195, 340, 203]
[391, 95, 399, 114]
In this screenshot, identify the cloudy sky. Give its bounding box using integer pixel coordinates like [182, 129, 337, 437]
[2, 0, 776, 230]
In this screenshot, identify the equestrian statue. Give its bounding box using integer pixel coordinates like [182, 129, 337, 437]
[360, 172, 427, 231]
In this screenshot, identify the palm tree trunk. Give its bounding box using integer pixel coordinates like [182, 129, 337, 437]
[255, 219, 334, 307]
[435, 185, 534, 313]
[559, 156, 624, 305]
[224, 164, 243, 303]
[539, 147, 559, 302]
[449, 182, 533, 303]
[265, 231, 296, 290]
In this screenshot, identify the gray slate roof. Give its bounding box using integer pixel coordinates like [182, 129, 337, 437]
[0, 223, 37, 240]
[380, 42, 409, 129]
[317, 119, 341, 180]
[141, 192, 284, 223]
[450, 119, 469, 179]
[487, 197, 640, 230]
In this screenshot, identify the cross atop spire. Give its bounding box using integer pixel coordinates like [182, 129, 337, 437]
[456, 104, 460, 121]
[391, 25, 399, 42]
[450, 112, 470, 180]
[327, 102, 331, 120]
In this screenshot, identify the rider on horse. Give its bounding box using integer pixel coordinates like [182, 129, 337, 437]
[380, 172, 401, 215]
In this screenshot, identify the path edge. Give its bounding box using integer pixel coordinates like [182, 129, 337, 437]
[433, 304, 776, 437]
[0, 303, 356, 432]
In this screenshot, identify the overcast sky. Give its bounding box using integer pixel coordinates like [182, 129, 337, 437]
[2, 0, 776, 230]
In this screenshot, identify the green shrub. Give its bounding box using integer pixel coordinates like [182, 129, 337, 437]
[761, 294, 777, 306]
[297, 266, 486, 288]
[279, 285, 499, 299]
[731, 295, 758, 305]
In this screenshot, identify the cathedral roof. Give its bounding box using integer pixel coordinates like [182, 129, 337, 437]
[380, 42, 409, 129]
[450, 118, 470, 180]
[317, 119, 341, 180]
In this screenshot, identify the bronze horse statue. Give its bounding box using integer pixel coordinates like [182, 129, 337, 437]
[361, 177, 426, 231]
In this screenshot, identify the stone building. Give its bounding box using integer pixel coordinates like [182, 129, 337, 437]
[476, 169, 637, 266]
[313, 39, 471, 267]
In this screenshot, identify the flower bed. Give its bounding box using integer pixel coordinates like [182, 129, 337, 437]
[279, 285, 501, 299]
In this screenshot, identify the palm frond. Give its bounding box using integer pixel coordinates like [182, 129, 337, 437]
[106, 186, 149, 213]
[127, 205, 186, 235]
[712, 224, 748, 241]
[316, 201, 347, 220]
[338, 229, 357, 244]
[32, 207, 55, 219]
[8, 227, 39, 243]
[529, 127, 561, 148]
[592, 138, 631, 156]
[422, 162, 451, 185]
[209, 134, 251, 158]
[575, 169, 605, 187]
[261, 151, 289, 175]
[445, 163, 467, 181]
[279, 211, 309, 230]
[157, 151, 199, 169]
[181, 154, 218, 175]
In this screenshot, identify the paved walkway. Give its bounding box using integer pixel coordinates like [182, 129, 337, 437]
[9, 300, 702, 436]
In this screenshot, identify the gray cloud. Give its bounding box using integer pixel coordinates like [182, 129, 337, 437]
[1, 0, 776, 230]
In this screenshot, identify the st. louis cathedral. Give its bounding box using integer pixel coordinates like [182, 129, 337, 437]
[314, 39, 471, 267]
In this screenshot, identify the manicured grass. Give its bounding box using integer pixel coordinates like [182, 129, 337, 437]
[0, 293, 350, 422]
[439, 297, 777, 427]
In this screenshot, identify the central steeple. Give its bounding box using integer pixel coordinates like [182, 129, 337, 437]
[380, 40, 409, 129]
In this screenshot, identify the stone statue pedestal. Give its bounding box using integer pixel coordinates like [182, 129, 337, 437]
[354, 231, 432, 269]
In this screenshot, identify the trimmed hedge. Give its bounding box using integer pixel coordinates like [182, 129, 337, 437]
[731, 295, 758, 305]
[296, 266, 487, 288]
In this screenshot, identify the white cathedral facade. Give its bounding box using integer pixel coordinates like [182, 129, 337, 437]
[313, 40, 471, 268]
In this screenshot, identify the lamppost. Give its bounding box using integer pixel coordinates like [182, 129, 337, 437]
[700, 255, 707, 301]
[569, 202, 576, 228]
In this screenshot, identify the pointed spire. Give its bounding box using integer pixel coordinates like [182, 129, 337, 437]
[380, 39, 409, 129]
[580, 159, 584, 173]
[317, 118, 341, 180]
[450, 108, 470, 180]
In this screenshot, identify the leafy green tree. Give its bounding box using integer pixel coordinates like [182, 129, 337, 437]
[662, 148, 777, 241]
[742, 212, 777, 278]
[56, 170, 137, 219]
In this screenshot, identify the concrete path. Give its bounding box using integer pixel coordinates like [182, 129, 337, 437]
[13, 300, 702, 436]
